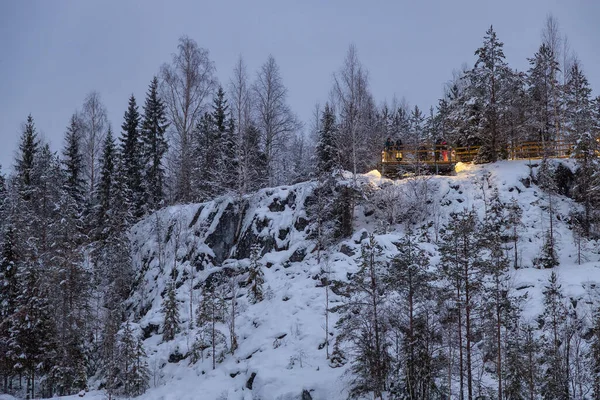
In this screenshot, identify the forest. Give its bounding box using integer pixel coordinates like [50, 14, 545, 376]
[2, 13, 600, 400]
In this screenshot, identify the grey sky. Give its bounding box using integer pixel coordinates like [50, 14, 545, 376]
[1, 0, 599, 172]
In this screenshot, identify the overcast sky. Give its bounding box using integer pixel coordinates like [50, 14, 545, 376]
[1, 0, 599, 172]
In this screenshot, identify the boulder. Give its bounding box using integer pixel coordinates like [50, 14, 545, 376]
[289, 247, 306, 263]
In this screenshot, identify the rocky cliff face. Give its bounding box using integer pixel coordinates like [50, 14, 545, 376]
[127, 181, 316, 332]
[119, 161, 600, 400]
[124, 180, 354, 399]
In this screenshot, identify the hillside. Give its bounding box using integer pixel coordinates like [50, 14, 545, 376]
[73, 160, 600, 399]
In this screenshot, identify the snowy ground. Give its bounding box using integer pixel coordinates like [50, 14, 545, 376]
[31, 159, 600, 400]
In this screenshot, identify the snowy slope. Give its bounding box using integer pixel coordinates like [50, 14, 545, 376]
[86, 160, 600, 400]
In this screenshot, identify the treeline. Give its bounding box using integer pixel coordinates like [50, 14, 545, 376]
[0, 99, 156, 397]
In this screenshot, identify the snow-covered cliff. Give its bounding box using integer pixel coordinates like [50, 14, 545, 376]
[106, 160, 600, 400]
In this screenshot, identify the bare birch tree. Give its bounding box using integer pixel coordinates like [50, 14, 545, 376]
[81, 91, 108, 198]
[229, 56, 253, 195]
[253, 55, 300, 187]
[332, 44, 374, 178]
[229, 55, 252, 141]
[227, 273, 242, 354]
[160, 36, 217, 202]
[542, 14, 563, 141]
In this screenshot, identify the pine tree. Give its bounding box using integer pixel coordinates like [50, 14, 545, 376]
[540, 271, 569, 399]
[96, 127, 117, 235]
[591, 308, 600, 400]
[192, 112, 218, 201]
[537, 229, 559, 269]
[527, 44, 561, 146]
[246, 245, 265, 304]
[32, 144, 65, 259]
[506, 197, 523, 268]
[211, 86, 237, 194]
[480, 189, 511, 399]
[196, 284, 226, 370]
[0, 226, 18, 319]
[101, 233, 134, 307]
[386, 232, 437, 400]
[20, 147, 67, 394]
[118, 322, 136, 396]
[566, 62, 600, 236]
[444, 72, 483, 151]
[315, 103, 340, 177]
[502, 295, 530, 400]
[0, 167, 6, 229]
[141, 76, 169, 212]
[131, 337, 150, 396]
[0, 226, 18, 391]
[572, 132, 600, 237]
[425, 105, 441, 153]
[393, 103, 411, 140]
[51, 174, 90, 396]
[306, 177, 337, 265]
[336, 233, 390, 399]
[439, 210, 483, 400]
[566, 303, 587, 400]
[9, 261, 57, 399]
[120, 94, 144, 220]
[10, 143, 83, 397]
[222, 122, 239, 193]
[161, 279, 180, 342]
[536, 159, 559, 266]
[564, 61, 593, 142]
[112, 155, 134, 233]
[90, 236, 131, 384]
[504, 69, 529, 158]
[115, 322, 149, 397]
[466, 26, 510, 162]
[594, 96, 600, 137]
[333, 183, 355, 238]
[62, 113, 86, 209]
[100, 308, 121, 399]
[240, 124, 268, 193]
[288, 133, 311, 184]
[522, 322, 542, 399]
[212, 86, 230, 134]
[409, 106, 426, 146]
[15, 115, 39, 200]
[192, 87, 237, 201]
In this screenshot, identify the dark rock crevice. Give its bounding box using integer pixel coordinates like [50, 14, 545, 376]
[205, 202, 242, 264]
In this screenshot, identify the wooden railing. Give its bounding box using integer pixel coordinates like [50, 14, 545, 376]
[508, 140, 573, 160]
[382, 145, 451, 164]
[381, 140, 574, 167]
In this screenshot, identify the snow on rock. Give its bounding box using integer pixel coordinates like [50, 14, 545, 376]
[126, 181, 343, 399]
[112, 160, 600, 400]
[364, 169, 382, 179]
